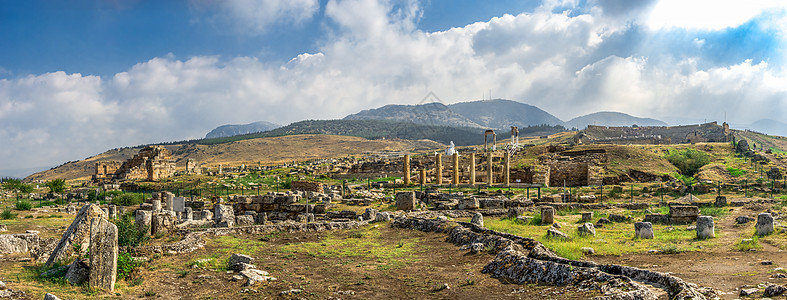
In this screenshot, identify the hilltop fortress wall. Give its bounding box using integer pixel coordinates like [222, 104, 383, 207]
[575, 122, 730, 145]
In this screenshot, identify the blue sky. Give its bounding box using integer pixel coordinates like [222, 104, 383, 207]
[1, 0, 787, 176]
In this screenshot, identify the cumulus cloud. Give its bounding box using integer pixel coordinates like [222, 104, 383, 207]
[1, 0, 786, 173]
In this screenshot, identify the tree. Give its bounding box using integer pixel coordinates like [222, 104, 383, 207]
[665, 149, 710, 177]
[45, 179, 67, 194]
[2, 179, 33, 194]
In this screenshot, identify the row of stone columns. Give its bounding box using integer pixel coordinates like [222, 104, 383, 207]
[402, 152, 511, 185]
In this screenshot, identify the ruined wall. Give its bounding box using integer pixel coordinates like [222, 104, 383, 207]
[291, 181, 324, 193]
[578, 122, 729, 145]
[115, 146, 176, 181]
[548, 162, 589, 187]
[93, 161, 121, 182]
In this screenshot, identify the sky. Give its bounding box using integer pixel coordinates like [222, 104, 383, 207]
[1, 0, 787, 177]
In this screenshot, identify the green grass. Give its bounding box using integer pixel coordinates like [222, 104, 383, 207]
[486, 216, 718, 259]
[726, 167, 746, 177]
[734, 236, 762, 251]
[699, 207, 729, 217]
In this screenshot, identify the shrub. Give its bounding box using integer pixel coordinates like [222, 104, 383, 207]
[1, 208, 15, 219]
[112, 193, 144, 206]
[45, 179, 67, 194]
[666, 149, 710, 176]
[15, 200, 32, 210]
[726, 167, 745, 177]
[117, 251, 142, 281]
[112, 212, 149, 247]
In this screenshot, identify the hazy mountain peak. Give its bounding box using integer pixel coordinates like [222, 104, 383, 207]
[566, 111, 667, 130]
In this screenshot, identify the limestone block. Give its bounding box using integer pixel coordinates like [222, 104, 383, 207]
[395, 192, 416, 211]
[546, 228, 568, 239]
[46, 204, 106, 267]
[578, 223, 596, 237]
[44, 293, 62, 300]
[714, 196, 727, 207]
[458, 197, 479, 210]
[214, 204, 235, 227]
[0, 233, 39, 254]
[507, 207, 525, 219]
[581, 212, 593, 222]
[108, 205, 117, 219]
[151, 211, 176, 236]
[254, 213, 267, 225]
[89, 217, 118, 292]
[696, 216, 714, 239]
[375, 212, 392, 222]
[163, 192, 174, 211]
[229, 253, 254, 271]
[151, 199, 162, 211]
[135, 210, 152, 236]
[235, 215, 254, 227]
[757, 213, 774, 236]
[634, 222, 654, 239]
[471, 213, 484, 227]
[65, 258, 89, 285]
[540, 206, 555, 225]
[184, 207, 193, 221]
[362, 208, 378, 221]
[172, 197, 186, 213]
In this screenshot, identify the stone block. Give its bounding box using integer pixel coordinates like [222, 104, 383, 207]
[714, 196, 727, 207]
[228, 254, 254, 271]
[546, 228, 568, 239]
[634, 222, 654, 239]
[214, 204, 235, 227]
[757, 213, 774, 236]
[89, 217, 118, 291]
[507, 207, 525, 219]
[151, 199, 161, 211]
[581, 212, 593, 222]
[696, 216, 714, 239]
[65, 258, 89, 285]
[135, 210, 152, 236]
[151, 211, 176, 236]
[235, 215, 254, 227]
[184, 207, 193, 221]
[395, 192, 416, 211]
[458, 197, 479, 210]
[46, 204, 106, 267]
[540, 206, 554, 224]
[172, 197, 186, 213]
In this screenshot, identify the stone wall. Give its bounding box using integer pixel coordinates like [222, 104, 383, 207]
[577, 122, 729, 145]
[114, 146, 176, 181]
[93, 161, 122, 182]
[290, 181, 324, 193]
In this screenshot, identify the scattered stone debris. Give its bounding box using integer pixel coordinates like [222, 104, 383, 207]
[739, 287, 759, 296]
[546, 228, 568, 239]
[44, 293, 62, 300]
[577, 223, 596, 237]
[460, 242, 486, 254]
[280, 289, 303, 296]
[764, 284, 787, 297]
[736, 215, 754, 224]
[762, 260, 774, 265]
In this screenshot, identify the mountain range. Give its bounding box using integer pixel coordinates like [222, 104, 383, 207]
[205, 121, 281, 139]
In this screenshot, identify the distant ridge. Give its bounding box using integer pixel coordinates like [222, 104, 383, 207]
[343, 102, 483, 128]
[565, 111, 667, 130]
[205, 121, 281, 139]
[745, 119, 787, 137]
[447, 99, 564, 129]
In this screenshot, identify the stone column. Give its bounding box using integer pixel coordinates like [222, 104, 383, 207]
[403, 155, 411, 185]
[436, 153, 443, 185]
[487, 152, 493, 185]
[419, 169, 426, 185]
[504, 151, 510, 186]
[452, 153, 459, 185]
[469, 153, 476, 185]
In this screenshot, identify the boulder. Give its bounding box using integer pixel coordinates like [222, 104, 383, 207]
[735, 215, 754, 224]
[375, 212, 392, 222]
[764, 284, 787, 297]
[507, 207, 525, 219]
[471, 213, 484, 227]
[608, 214, 631, 222]
[362, 208, 379, 221]
[578, 223, 596, 237]
[634, 222, 654, 239]
[229, 254, 255, 271]
[0, 233, 39, 255]
[757, 213, 774, 236]
[235, 215, 254, 227]
[458, 197, 479, 210]
[89, 217, 118, 292]
[46, 204, 106, 267]
[44, 293, 62, 300]
[696, 216, 715, 239]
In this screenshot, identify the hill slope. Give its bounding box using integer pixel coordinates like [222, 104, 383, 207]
[447, 99, 564, 129]
[565, 111, 667, 130]
[343, 102, 482, 128]
[26, 134, 444, 182]
[205, 121, 281, 139]
[745, 119, 787, 137]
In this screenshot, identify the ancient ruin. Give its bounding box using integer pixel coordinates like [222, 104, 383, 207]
[93, 146, 176, 182]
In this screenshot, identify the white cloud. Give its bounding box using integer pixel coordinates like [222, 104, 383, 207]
[2, 0, 787, 173]
[647, 0, 787, 30]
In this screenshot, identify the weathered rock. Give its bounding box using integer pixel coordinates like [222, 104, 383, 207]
[0, 224, 6, 232]
[151, 211, 176, 236]
[44, 293, 62, 300]
[0, 233, 39, 254]
[739, 288, 758, 296]
[669, 205, 699, 224]
[471, 213, 484, 227]
[151, 199, 162, 211]
[46, 204, 106, 267]
[764, 284, 787, 297]
[551, 223, 561, 229]
[516, 216, 532, 223]
[362, 208, 379, 221]
[254, 213, 267, 224]
[696, 216, 715, 239]
[214, 204, 235, 227]
[241, 268, 274, 286]
[757, 213, 774, 236]
[135, 210, 152, 236]
[714, 196, 727, 207]
[229, 254, 255, 271]
[460, 242, 486, 254]
[596, 217, 612, 226]
[736, 215, 754, 224]
[608, 214, 631, 222]
[375, 212, 392, 222]
[89, 217, 118, 292]
[507, 207, 525, 219]
[184, 207, 193, 221]
[540, 206, 554, 224]
[581, 212, 593, 222]
[578, 223, 596, 237]
[634, 222, 654, 239]
[581, 247, 595, 255]
[235, 215, 254, 227]
[546, 228, 568, 239]
[65, 258, 89, 285]
[396, 192, 416, 211]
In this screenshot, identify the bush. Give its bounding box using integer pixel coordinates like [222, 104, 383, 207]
[15, 200, 32, 210]
[112, 193, 144, 206]
[726, 167, 745, 177]
[117, 251, 142, 280]
[45, 179, 67, 194]
[1, 208, 15, 219]
[666, 149, 710, 176]
[112, 212, 149, 247]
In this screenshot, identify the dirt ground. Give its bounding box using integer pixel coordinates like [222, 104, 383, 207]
[593, 203, 787, 299]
